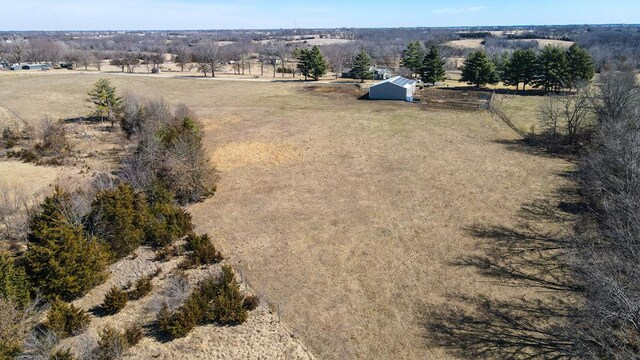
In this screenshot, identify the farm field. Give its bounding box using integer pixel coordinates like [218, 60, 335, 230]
[0, 73, 573, 359]
[444, 38, 574, 50]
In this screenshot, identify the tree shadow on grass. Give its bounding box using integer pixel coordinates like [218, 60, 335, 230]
[422, 294, 575, 359]
[423, 197, 582, 359]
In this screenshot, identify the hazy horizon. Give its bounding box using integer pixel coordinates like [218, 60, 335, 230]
[0, 0, 638, 31]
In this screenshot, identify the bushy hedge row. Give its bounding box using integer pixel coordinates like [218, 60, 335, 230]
[158, 265, 250, 339]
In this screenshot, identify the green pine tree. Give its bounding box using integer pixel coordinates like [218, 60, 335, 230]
[566, 44, 595, 90]
[460, 51, 499, 88]
[502, 49, 537, 91]
[84, 184, 149, 260]
[419, 45, 446, 84]
[401, 41, 424, 77]
[87, 78, 121, 126]
[0, 253, 31, 307]
[24, 187, 109, 300]
[534, 46, 569, 92]
[352, 50, 373, 83]
[308, 46, 328, 81]
[295, 46, 328, 81]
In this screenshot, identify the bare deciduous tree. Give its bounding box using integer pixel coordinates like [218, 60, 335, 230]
[193, 41, 223, 77]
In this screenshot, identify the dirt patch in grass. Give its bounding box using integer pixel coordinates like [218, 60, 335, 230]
[212, 142, 302, 171]
[301, 84, 363, 97]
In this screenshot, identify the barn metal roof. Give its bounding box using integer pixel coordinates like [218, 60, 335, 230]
[372, 76, 416, 88]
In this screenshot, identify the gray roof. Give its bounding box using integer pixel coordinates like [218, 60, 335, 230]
[372, 76, 416, 88]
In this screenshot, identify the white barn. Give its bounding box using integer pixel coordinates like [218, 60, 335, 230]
[368, 76, 417, 102]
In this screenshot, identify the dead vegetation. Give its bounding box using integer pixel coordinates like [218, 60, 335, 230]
[0, 73, 575, 359]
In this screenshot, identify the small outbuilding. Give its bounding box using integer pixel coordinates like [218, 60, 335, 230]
[368, 76, 417, 102]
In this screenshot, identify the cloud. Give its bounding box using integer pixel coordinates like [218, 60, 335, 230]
[431, 6, 485, 14]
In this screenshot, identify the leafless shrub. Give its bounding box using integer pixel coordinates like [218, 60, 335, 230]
[73, 333, 98, 360]
[118, 92, 145, 139]
[571, 71, 640, 358]
[37, 118, 71, 158]
[537, 85, 594, 150]
[0, 297, 41, 358]
[118, 98, 216, 204]
[17, 329, 59, 360]
[593, 71, 640, 123]
[0, 186, 40, 243]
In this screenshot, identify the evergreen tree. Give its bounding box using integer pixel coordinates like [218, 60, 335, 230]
[0, 253, 31, 307]
[295, 46, 328, 81]
[566, 44, 595, 90]
[352, 50, 373, 83]
[419, 45, 446, 84]
[534, 46, 569, 92]
[24, 187, 109, 300]
[87, 78, 121, 126]
[293, 48, 310, 80]
[84, 184, 149, 260]
[460, 51, 499, 88]
[502, 49, 537, 91]
[401, 41, 424, 77]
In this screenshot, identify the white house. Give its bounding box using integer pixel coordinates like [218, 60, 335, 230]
[368, 76, 417, 102]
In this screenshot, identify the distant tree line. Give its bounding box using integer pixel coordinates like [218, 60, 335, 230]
[457, 44, 594, 91]
[3, 26, 628, 83]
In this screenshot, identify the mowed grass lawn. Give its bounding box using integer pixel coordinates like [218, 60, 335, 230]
[0, 73, 573, 359]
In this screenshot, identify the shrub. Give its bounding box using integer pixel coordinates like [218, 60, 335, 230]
[213, 265, 248, 325]
[1, 126, 18, 149]
[33, 118, 71, 159]
[243, 294, 260, 311]
[159, 265, 249, 339]
[95, 326, 127, 360]
[144, 202, 193, 248]
[128, 276, 153, 300]
[0, 297, 39, 359]
[154, 244, 176, 261]
[160, 118, 217, 204]
[84, 184, 149, 260]
[181, 233, 222, 269]
[124, 323, 143, 346]
[102, 287, 128, 315]
[159, 276, 217, 339]
[118, 92, 145, 139]
[119, 103, 216, 205]
[156, 303, 171, 332]
[0, 252, 32, 307]
[7, 148, 39, 163]
[45, 298, 91, 338]
[25, 187, 109, 300]
[20, 329, 61, 360]
[50, 348, 76, 360]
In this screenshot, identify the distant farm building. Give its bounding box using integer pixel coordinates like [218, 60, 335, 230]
[341, 67, 392, 80]
[368, 76, 417, 102]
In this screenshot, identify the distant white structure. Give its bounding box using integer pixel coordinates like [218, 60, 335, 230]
[368, 76, 417, 102]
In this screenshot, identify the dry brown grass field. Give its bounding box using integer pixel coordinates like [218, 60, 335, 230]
[444, 38, 574, 50]
[0, 72, 574, 359]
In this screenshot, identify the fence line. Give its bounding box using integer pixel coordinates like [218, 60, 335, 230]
[489, 92, 527, 137]
[236, 266, 316, 359]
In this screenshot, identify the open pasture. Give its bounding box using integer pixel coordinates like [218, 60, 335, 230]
[0, 73, 573, 359]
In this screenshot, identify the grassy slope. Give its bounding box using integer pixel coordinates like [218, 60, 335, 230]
[0, 73, 573, 359]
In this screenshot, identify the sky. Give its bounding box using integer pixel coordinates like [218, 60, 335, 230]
[0, 0, 638, 31]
